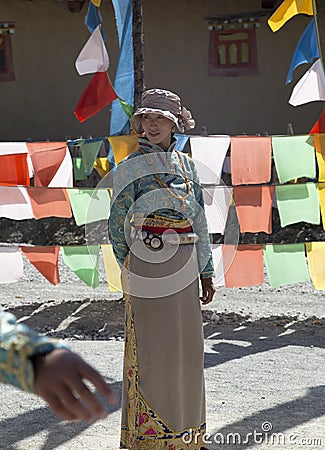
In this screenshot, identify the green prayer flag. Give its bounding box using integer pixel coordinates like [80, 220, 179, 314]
[272, 135, 316, 183]
[118, 97, 134, 119]
[80, 140, 103, 175]
[275, 182, 320, 227]
[67, 188, 110, 226]
[263, 244, 310, 288]
[61, 245, 100, 288]
[73, 157, 88, 180]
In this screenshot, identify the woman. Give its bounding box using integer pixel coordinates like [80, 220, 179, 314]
[109, 89, 215, 449]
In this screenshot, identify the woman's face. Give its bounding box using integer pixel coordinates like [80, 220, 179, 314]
[141, 113, 174, 150]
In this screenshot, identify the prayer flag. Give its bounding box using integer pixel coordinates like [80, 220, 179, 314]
[317, 183, 325, 228]
[27, 188, 72, 220]
[286, 19, 319, 84]
[268, 0, 313, 32]
[276, 182, 320, 226]
[91, 0, 101, 6]
[190, 136, 230, 184]
[0, 142, 33, 177]
[263, 244, 310, 288]
[73, 157, 88, 181]
[0, 247, 23, 283]
[75, 25, 109, 75]
[223, 245, 264, 288]
[174, 134, 189, 152]
[84, 1, 103, 35]
[306, 242, 325, 289]
[80, 140, 103, 175]
[234, 186, 275, 233]
[289, 58, 325, 106]
[108, 135, 138, 165]
[48, 148, 73, 188]
[271, 135, 316, 183]
[101, 244, 122, 291]
[26, 142, 67, 187]
[314, 134, 325, 181]
[310, 108, 325, 134]
[0, 186, 33, 220]
[21, 246, 60, 285]
[74, 71, 118, 122]
[203, 186, 233, 234]
[61, 246, 100, 288]
[94, 157, 110, 177]
[67, 188, 110, 226]
[230, 136, 272, 185]
[211, 244, 225, 287]
[118, 98, 134, 119]
[0, 153, 30, 186]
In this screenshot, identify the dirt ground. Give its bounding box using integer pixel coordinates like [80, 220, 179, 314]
[0, 258, 324, 450]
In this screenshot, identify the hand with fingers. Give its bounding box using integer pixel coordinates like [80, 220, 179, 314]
[200, 277, 216, 305]
[32, 348, 118, 422]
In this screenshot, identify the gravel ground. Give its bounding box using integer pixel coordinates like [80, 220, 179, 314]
[0, 254, 324, 449]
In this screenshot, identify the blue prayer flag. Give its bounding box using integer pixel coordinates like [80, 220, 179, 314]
[286, 19, 319, 84]
[84, 2, 105, 40]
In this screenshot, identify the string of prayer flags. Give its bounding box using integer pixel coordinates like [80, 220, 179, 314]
[101, 244, 122, 291]
[286, 19, 319, 84]
[109, 134, 138, 165]
[268, 0, 313, 33]
[21, 246, 60, 285]
[276, 182, 320, 227]
[0, 186, 33, 220]
[310, 109, 325, 134]
[223, 244, 264, 288]
[27, 188, 72, 220]
[73, 157, 88, 181]
[67, 188, 110, 226]
[313, 134, 325, 181]
[317, 183, 325, 229]
[271, 135, 316, 183]
[80, 140, 103, 175]
[306, 242, 325, 289]
[289, 58, 325, 106]
[233, 186, 275, 234]
[263, 243, 310, 288]
[26, 142, 67, 187]
[74, 71, 118, 122]
[203, 186, 233, 234]
[211, 244, 225, 287]
[230, 136, 272, 185]
[48, 147, 73, 188]
[75, 25, 109, 75]
[190, 136, 230, 184]
[94, 157, 110, 177]
[0, 247, 23, 283]
[61, 245, 100, 288]
[0, 153, 30, 186]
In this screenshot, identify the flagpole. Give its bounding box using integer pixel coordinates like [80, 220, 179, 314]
[132, 0, 145, 110]
[312, 0, 324, 67]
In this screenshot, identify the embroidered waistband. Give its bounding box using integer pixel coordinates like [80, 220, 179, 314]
[131, 229, 199, 251]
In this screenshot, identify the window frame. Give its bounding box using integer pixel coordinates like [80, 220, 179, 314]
[0, 29, 15, 82]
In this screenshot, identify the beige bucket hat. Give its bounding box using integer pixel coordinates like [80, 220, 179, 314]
[130, 88, 195, 134]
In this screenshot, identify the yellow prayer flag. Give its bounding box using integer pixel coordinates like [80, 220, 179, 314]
[306, 242, 325, 290]
[94, 157, 110, 178]
[108, 135, 138, 165]
[101, 244, 122, 292]
[314, 134, 325, 181]
[317, 183, 325, 228]
[91, 0, 101, 6]
[268, 0, 313, 32]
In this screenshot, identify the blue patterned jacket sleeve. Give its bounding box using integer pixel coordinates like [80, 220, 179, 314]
[0, 310, 68, 393]
[190, 159, 215, 279]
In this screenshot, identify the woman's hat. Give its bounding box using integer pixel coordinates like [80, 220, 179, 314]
[130, 89, 195, 134]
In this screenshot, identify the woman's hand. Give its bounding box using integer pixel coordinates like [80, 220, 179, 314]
[33, 348, 118, 422]
[200, 277, 216, 305]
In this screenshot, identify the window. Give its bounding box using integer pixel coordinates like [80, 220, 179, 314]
[0, 23, 15, 82]
[208, 27, 259, 77]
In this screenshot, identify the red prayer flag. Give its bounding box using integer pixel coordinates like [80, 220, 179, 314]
[27, 188, 72, 219]
[74, 71, 118, 122]
[0, 153, 30, 186]
[310, 109, 325, 134]
[21, 246, 60, 285]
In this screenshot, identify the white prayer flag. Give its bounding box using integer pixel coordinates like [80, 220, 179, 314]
[203, 186, 233, 234]
[75, 25, 109, 75]
[0, 187, 33, 220]
[211, 244, 225, 287]
[0, 247, 24, 283]
[49, 148, 73, 187]
[190, 135, 230, 184]
[289, 58, 325, 106]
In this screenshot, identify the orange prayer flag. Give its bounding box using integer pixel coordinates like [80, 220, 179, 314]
[27, 188, 72, 219]
[0, 153, 30, 186]
[230, 136, 272, 185]
[223, 244, 264, 288]
[233, 185, 275, 233]
[21, 246, 60, 285]
[310, 109, 325, 134]
[26, 142, 67, 187]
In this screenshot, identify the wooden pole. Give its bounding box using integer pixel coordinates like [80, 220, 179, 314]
[312, 0, 324, 67]
[132, 0, 145, 110]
